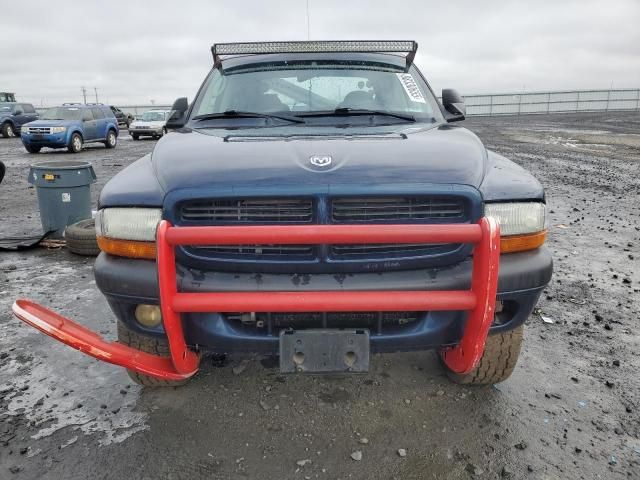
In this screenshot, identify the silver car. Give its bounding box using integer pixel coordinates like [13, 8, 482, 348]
[129, 109, 171, 140]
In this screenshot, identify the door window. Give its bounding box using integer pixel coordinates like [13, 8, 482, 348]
[82, 110, 94, 122]
[91, 107, 105, 119]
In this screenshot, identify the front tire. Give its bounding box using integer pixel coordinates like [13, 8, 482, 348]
[1, 122, 15, 138]
[116, 322, 190, 387]
[68, 133, 83, 153]
[131, 133, 139, 141]
[104, 129, 117, 149]
[440, 325, 524, 385]
[24, 145, 41, 153]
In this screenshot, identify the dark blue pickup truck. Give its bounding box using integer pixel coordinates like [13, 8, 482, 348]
[13, 41, 552, 388]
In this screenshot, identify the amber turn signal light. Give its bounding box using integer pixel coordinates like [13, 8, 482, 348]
[500, 230, 547, 253]
[97, 236, 157, 260]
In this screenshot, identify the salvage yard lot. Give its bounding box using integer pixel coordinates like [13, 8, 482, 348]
[0, 113, 639, 479]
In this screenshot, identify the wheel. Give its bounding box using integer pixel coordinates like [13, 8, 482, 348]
[64, 218, 99, 256]
[1, 122, 15, 138]
[68, 133, 83, 153]
[104, 129, 117, 149]
[0, 161, 5, 184]
[24, 145, 41, 153]
[116, 322, 190, 387]
[440, 325, 524, 385]
[131, 133, 139, 141]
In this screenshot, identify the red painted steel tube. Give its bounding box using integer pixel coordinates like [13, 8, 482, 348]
[165, 223, 482, 246]
[11, 218, 499, 382]
[172, 290, 477, 313]
[440, 216, 501, 374]
[156, 221, 201, 375]
[12, 300, 196, 381]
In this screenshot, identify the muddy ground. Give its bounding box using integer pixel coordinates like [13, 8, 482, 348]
[0, 112, 638, 479]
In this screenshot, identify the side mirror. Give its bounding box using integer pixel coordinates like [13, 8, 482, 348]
[166, 97, 189, 129]
[442, 89, 465, 122]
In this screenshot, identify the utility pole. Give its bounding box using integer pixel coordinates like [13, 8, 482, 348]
[94, 87, 99, 104]
[81, 86, 87, 104]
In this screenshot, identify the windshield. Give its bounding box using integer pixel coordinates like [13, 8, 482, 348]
[41, 107, 83, 121]
[142, 111, 166, 121]
[191, 60, 443, 126]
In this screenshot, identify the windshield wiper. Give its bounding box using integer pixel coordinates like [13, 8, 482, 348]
[192, 110, 305, 124]
[297, 108, 415, 122]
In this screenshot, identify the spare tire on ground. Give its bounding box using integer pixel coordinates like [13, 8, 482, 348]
[65, 218, 100, 256]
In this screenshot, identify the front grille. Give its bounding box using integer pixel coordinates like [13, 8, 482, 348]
[176, 194, 473, 271]
[26, 126, 50, 134]
[181, 198, 314, 224]
[226, 311, 420, 332]
[331, 196, 465, 223]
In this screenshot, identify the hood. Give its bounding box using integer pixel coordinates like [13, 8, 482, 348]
[24, 119, 78, 127]
[151, 124, 488, 193]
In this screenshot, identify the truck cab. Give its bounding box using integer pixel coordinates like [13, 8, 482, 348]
[0, 92, 16, 103]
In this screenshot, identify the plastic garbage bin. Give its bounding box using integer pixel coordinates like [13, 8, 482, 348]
[28, 160, 96, 238]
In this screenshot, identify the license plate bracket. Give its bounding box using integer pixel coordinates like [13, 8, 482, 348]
[279, 329, 370, 373]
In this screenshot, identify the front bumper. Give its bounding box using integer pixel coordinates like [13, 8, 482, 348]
[130, 128, 162, 136]
[13, 219, 549, 380]
[97, 246, 551, 354]
[22, 132, 69, 148]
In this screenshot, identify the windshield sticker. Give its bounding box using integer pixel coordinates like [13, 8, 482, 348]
[396, 73, 426, 104]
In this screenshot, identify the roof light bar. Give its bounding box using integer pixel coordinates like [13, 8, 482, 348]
[212, 41, 418, 67]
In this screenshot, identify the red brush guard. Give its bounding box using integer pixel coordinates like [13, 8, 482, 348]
[13, 218, 500, 380]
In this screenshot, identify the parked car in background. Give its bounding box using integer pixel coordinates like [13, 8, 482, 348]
[129, 109, 171, 140]
[109, 106, 133, 127]
[1, 103, 39, 138]
[0, 92, 16, 103]
[21, 103, 118, 153]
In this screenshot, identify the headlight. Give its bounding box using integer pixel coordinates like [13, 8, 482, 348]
[485, 202, 546, 253]
[51, 126, 67, 134]
[95, 208, 162, 259]
[21, 126, 29, 134]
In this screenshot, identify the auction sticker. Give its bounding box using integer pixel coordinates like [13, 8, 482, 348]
[396, 73, 426, 103]
[62, 192, 71, 203]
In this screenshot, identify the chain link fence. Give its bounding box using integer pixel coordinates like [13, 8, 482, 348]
[461, 88, 640, 116]
[33, 89, 640, 118]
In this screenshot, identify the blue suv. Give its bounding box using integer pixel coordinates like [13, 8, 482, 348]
[21, 103, 119, 153]
[1, 103, 39, 138]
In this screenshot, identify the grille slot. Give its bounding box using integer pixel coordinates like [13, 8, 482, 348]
[330, 243, 456, 258]
[181, 198, 313, 224]
[332, 196, 465, 222]
[190, 244, 315, 258]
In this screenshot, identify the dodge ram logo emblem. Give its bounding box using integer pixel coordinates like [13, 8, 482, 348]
[309, 155, 332, 167]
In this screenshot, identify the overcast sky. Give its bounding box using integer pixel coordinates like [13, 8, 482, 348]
[2, 0, 639, 106]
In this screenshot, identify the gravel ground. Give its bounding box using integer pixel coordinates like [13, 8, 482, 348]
[0, 113, 639, 479]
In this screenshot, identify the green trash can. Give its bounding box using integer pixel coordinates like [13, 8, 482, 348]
[28, 160, 97, 238]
